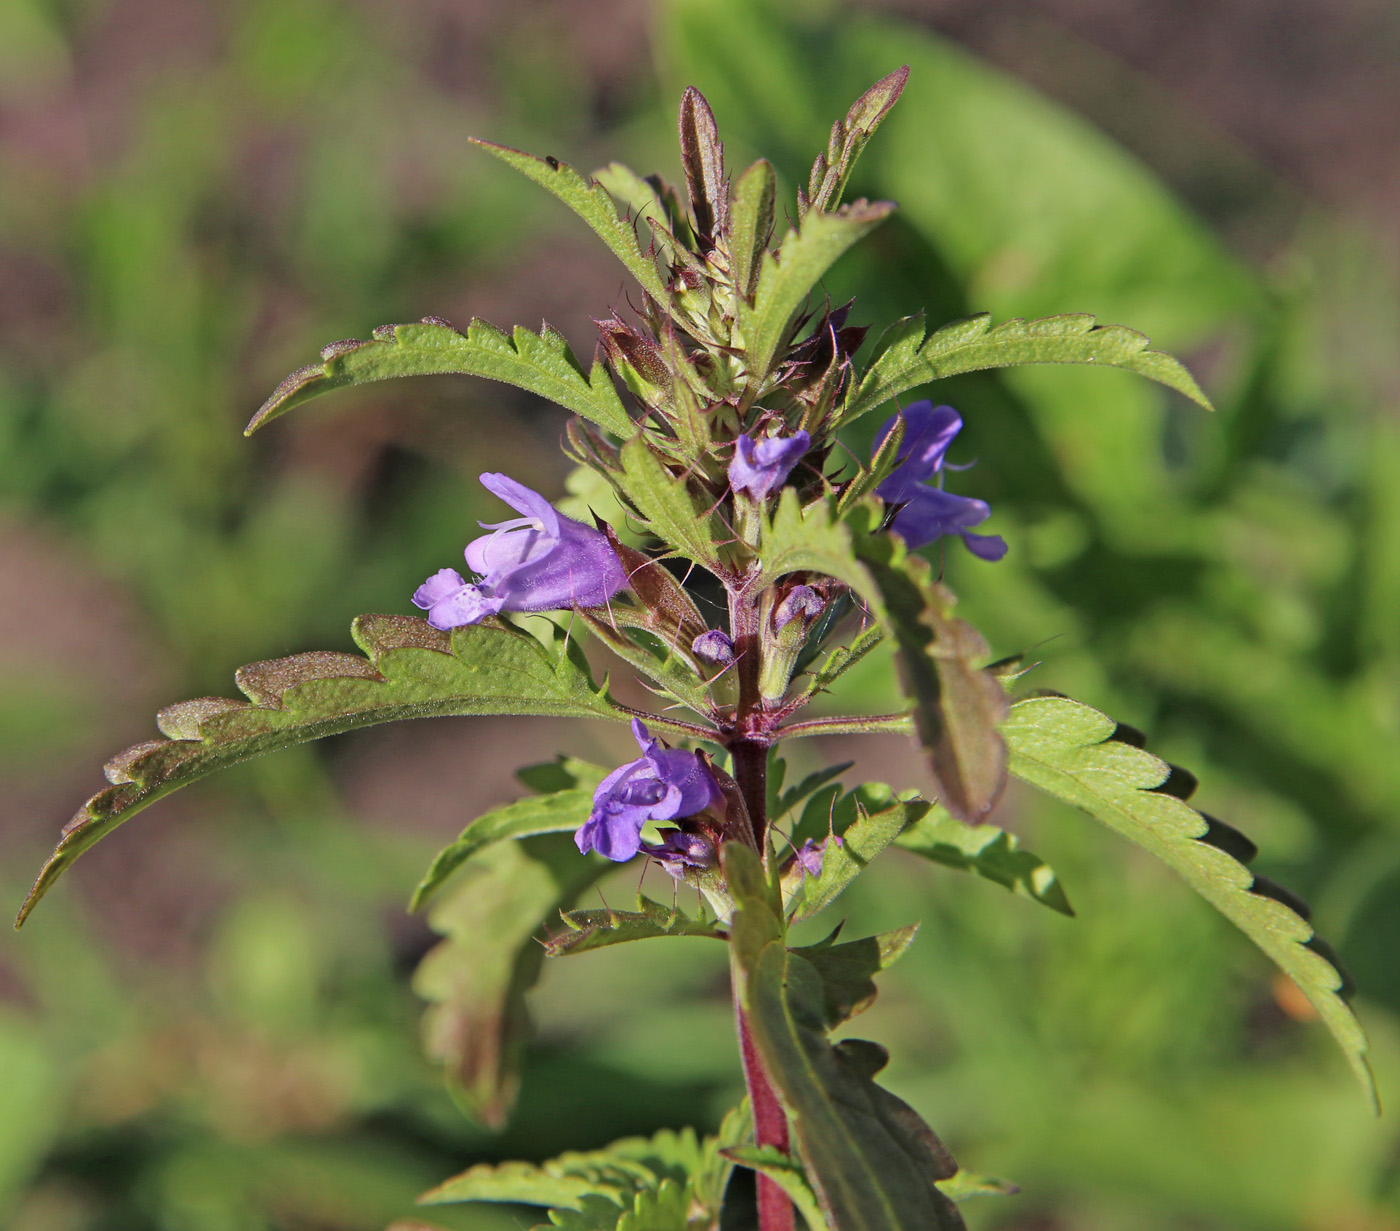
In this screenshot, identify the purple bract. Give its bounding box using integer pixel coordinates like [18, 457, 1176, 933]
[412, 473, 628, 629]
[875, 402, 1007, 561]
[575, 719, 723, 862]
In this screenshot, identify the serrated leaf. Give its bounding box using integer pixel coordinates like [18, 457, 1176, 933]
[758, 491, 884, 620]
[730, 855, 965, 1231]
[894, 806, 1073, 916]
[470, 139, 670, 304]
[1003, 693, 1374, 1105]
[410, 787, 597, 912]
[842, 311, 1212, 426]
[859, 535, 1008, 821]
[740, 202, 894, 387]
[614, 436, 726, 571]
[796, 624, 884, 705]
[793, 786, 928, 922]
[729, 159, 777, 300]
[804, 66, 910, 216]
[546, 896, 724, 956]
[773, 761, 856, 820]
[793, 924, 920, 1028]
[246, 318, 632, 436]
[414, 835, 603, 1128]
[17, 614, 625, 927]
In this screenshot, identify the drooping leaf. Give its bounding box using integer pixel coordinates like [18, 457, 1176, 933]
[410, 785, 600, 912]
[469, 139, 671, 304]
[740, 202, 894, 388]
[894, 805, 1073, 916]
[246, 317, 632, 436]
[727, 848, 965, 1231]
[792, 785, 929, 922]
[793, 923, 920, 1028]
[1003, 693, 1374, 1104]
[758, 491, 884, 620]
[16, 614, 627, 927]
[613, 436, 726, 572]
[802, 65, 910, 216]
[859, 534, 1008, 821]
[546, 895, 725, 957]
[414, 835, 604, 1129]
[841, 311, 1212, 427]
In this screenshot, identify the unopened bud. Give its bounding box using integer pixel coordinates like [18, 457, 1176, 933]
[692, 629, 736, 666]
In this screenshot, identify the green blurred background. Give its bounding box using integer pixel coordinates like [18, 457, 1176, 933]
[2, 0, 1398, 1227]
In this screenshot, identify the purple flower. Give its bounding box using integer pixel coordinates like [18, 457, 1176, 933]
[412, 473, 628, 630]
[793, 834, 843, 879]
[691, 629, 735, 666]
[875, 402, 1007, 561]
[774, 585, 824, 631]
[729, 431, 811, 499]
[575, 719, 724, 862]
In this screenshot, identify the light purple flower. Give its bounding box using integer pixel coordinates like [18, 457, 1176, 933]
[875, 402, 1007, 561]
[794, 834, 843, 879]
[774, 585, 824, 631]
[729, 431, 811, 499]
[412, 473, 628, 630]
[575, 719, 724, 862]
[692, 629, 735, 666]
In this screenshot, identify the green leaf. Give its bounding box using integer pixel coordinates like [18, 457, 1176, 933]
[469, 139, 671, 304]
[858, 536, 1008, 821]
[841, 311, 1212, 427]
[894, 806, 1073, 916]
[796, 624, 884, 704]
[728, 158, 777, 299]
[935, 1172, 1019, 1203]
[546, 896, 724, 957]
[414, 835, 604, 1128]
[17, 614, 624, 928]
[730, 868, 966, 1231]
[1003, 693, 1375, 1105]
[613, 437, 726, 572]
[793, 924, 920, 1028]
[740, 202, 894, 387]
[410, 786, 599, 912]
[802, 65, 909, 216]
[758, 492, 885, 620]
[773, 761, 856, 820]
[720, 1146, 829, 1231]
[792, 786, 929, 922]
[245, 317, 632, 436]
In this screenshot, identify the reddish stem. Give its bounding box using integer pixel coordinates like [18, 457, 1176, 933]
[738, 1002, 796, 1231]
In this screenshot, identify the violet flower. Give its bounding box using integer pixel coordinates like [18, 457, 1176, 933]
[774, 585, 824, 631]
[874, 402, 1007, 561]
[692, 629, 735, 667]
[729, 431, 810, 499]
[575, 719, 723, 862]
[412, 473, 628, 630]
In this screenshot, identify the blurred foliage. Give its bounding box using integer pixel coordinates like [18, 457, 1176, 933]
[1, 0, 1398, 1228]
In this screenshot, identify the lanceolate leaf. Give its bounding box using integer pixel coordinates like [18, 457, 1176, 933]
[614, 437, 726, 572]
[860, 536, 1008, 821]
[469, 139, 671, 304]
[246, 318, 632, 436]
[841, 311, 1213, 426]
[1003, 694, 1375, 1104]
[16, 614, 626, 928]
[741, 202, 894, 388]
[410, 785, 601, 912]
[803, 66, 910, 216]
[546, 896, 724, 957]
[728, 159, 777, 300]
[895, 806, 1073, 916]
[415, 835, 604, 1129]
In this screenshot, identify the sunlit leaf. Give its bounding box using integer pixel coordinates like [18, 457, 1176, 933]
[546, 896, 724, 957]
[613, 436, 727, 572]
[758, 491, 884, 620]
[802, 65, 909, 215]
[469, 139, 670, 303]
[842, 310, 1211, 426]
[17, 614, 626, 927]
[246, 317, 632, 436]
[1003, 693, 1374, 1104]
[895, 806, 1073, 916]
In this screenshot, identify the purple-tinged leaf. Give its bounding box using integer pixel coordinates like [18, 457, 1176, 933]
[678, 86, 728, 247]
[802, 66, 910, 217]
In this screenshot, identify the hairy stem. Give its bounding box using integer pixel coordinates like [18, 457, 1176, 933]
[737, 993, 796, 1231]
